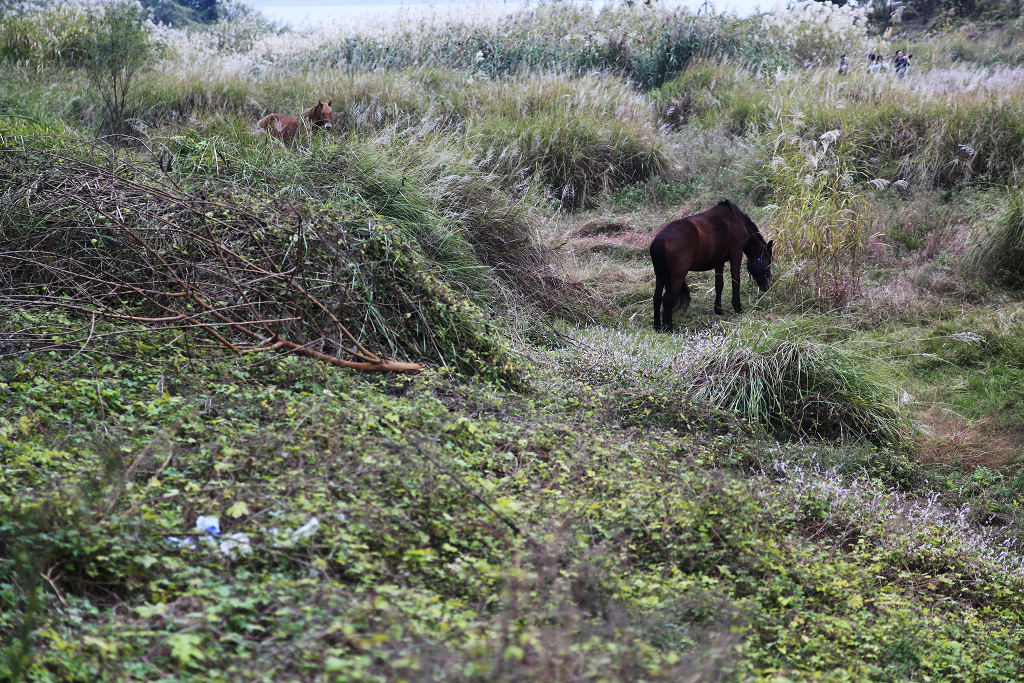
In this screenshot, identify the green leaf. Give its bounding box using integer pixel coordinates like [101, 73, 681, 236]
[226, 501, 250, 518]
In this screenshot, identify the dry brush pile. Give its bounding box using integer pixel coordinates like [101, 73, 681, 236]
[0, 145, 520, 378]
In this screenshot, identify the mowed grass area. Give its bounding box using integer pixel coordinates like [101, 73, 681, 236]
[3, 1, 1024, 679]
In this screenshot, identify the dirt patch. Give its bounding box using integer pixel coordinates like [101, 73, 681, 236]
[915, 411, 1024, 469]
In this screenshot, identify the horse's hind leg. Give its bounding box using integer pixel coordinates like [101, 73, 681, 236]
[663, 278, 689, 332]
[714, 264, 725, 315]
[730, 257, 743, 313]
[653, 274, 664, 331]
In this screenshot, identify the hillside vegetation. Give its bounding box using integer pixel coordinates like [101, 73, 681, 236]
[3, 1, 1024, 680]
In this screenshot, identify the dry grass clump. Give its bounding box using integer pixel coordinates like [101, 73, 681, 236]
[915, 412, 1023, 470]
[554, 320, 910, 447]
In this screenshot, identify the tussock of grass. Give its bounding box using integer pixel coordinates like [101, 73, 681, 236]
[686, 319, 911, 446]
[965, 190, 1024, 288]
[472, 111, 666, 209]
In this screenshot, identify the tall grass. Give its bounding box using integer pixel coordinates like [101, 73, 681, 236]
[0, 2, 93, 68]
[139, 3, 782, 87]
[765, 127, 874, 309]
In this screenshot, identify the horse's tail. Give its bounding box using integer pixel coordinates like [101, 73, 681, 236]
[650, 235, 670, 282]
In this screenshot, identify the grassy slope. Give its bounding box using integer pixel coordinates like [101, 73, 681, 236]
[3, 7, 1024, 681]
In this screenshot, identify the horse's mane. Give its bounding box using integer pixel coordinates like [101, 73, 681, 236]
[302, 102, 321, 121]
[718, 199, 763, 239]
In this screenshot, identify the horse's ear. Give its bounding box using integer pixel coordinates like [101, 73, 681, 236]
[327, 100, 332, 107]
[767, 239, 774, 254]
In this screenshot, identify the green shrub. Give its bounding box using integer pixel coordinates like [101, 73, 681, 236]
[79, 0, 159, 133]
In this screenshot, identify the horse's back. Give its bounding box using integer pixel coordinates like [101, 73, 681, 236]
[257, 113, 298, 142]
[652, 202, 745, 272]
[651, 217, 700, 275]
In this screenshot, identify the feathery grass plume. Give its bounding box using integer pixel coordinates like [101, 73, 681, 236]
[765, 126, 873, 309]
[761, 0, 870, 67]
[686, 318, 911, 446]
[964, 190, 1024, 289]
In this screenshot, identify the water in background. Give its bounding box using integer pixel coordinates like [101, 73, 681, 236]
[248, 0, 756, 29]
[250, 1, 587, 27]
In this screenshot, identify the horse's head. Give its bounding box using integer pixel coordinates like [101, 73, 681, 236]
[747, 238, 774, 291]
[306, 100, 334, 132]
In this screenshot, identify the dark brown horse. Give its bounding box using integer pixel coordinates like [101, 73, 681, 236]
[650, 200, 773, 331]
[257, 100, 333, 145]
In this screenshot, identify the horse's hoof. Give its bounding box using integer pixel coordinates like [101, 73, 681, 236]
[714, 307, 724, 316]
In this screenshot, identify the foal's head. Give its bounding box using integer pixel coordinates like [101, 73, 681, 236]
[304, 100, 334, 132]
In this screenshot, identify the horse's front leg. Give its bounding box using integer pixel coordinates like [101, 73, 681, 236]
[714, 264, 725, 315]
[730, 257, 743, 313]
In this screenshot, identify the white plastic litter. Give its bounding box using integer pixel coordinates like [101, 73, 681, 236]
[169, 514, 319, 555]
[262, 517, 321, 547]
[218, 532, 253, 557]
[290, 517, 319, 541]
[195, 515, 221, 536]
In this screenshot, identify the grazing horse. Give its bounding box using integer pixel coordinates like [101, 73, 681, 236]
[257, 100, 333, 145]
[650, 200, 773, 331]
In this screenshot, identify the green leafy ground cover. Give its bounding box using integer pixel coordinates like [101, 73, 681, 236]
[3, 328, 1024, 681]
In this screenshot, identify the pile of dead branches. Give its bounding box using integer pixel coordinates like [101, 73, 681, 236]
[0, 147, 512, 374]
